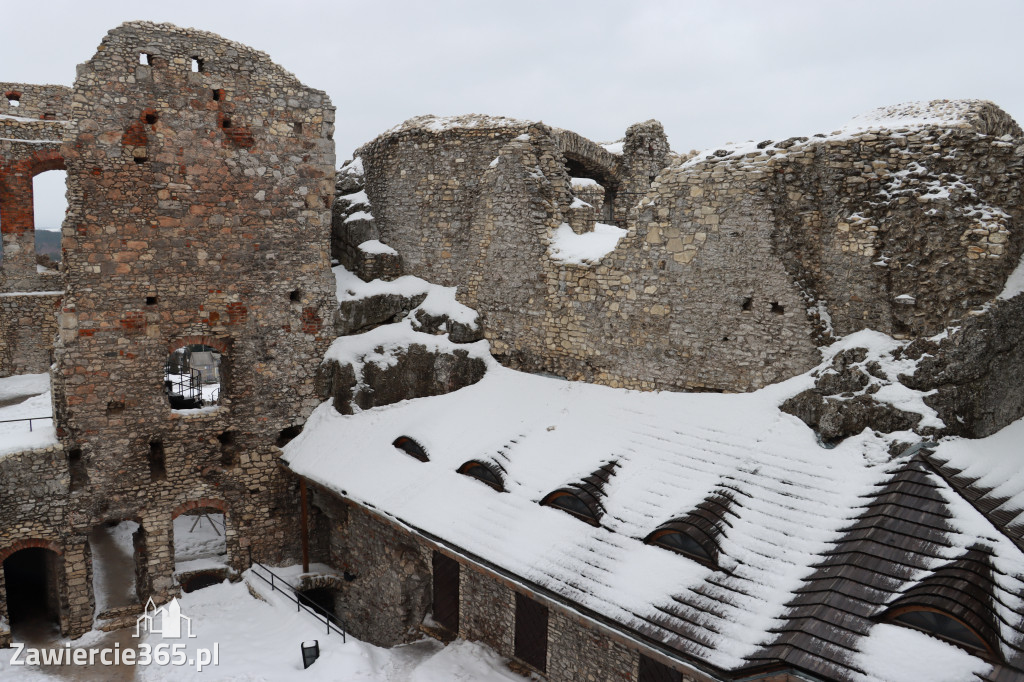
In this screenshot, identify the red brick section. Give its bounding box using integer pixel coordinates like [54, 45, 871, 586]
[0, 149, 65, 235]
[301, 307, 323, 334]
[171, 498, 228, 520]
[166, 335, 231, 355]
[0, 538, 63, 563]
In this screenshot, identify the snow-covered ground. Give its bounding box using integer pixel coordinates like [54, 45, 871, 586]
[0, 569, 526, 681]
[0, 372, 56, 458]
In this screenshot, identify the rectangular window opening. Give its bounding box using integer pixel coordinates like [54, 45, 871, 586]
[140, 53, 151, 66]
[514, 593, 548, 673]
[431, 551, 460, 633]
[68, 448, 89, 491]
[148, 440, 167, 482]
[191, 57, 203, 73]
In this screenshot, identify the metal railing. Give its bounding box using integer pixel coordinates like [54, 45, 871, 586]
[0, 416, 53, 431]
[249, 562, 346, 642]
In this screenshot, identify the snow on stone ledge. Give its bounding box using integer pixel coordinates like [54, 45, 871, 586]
[549, 222, 627, 265]
[384, 113, 531, 136]
[333, 265, 479, 327]
[357, 239, 397, 256]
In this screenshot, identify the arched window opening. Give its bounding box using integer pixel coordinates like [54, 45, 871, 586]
[540, 490, 601, 526]
[89, 520, 142, 614]
[5, 91, 20, 108]
[165, 344, 224, 410]
[393, 436, 429, 462]
[886, 607, 995, 657]
[456, 460, 504, 492]
[173, 509, 227, 574]
[3, 547, 61, 637]
[645, 527, 715, 567]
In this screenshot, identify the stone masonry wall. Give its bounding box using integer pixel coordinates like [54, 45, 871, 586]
[359, 102, 1024, 393]
[0, 83, 70, 294]
[0, 291, 60, 376]
[0, 22, 337, 640]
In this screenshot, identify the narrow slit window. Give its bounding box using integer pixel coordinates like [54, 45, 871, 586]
[148, 440, 167, 482]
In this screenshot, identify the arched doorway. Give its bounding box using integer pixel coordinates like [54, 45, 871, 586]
[3, 547, 62, 639]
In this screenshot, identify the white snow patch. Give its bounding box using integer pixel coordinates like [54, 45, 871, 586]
[997, 249, 1024, 300]
[930, 417, 1024, 527]
[601, 141, 624, 155]
[569, 196, 592, 209]
[358, 239, 398, 256]
[548, 222, 626, 265]
[339, 189, 368, 206]
[854, 623, 992, 682]
[344, 210, 374, 223]
[570, 176, 601, 188]
[0, 373, 56, 457]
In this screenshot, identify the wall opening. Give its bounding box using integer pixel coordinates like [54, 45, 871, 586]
[431, 551, 460, 633]
[191, 57, 203, 73]
[5, 91, 20, 107]
[514, 592, 548, 673]
[148, 440, 166, 481]
[276, 425, 302, 448]
[165, 344, 224, 410]
[298, 587, 338, 623]
[218, 431, 238, 467]
[88, 520, 141, 614]
[3, 547, 61, 638]
[173, 510, 227, 575]
[68, 448, 88, 491]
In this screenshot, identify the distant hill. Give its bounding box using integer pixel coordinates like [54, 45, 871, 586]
[35, 230, 61, 262]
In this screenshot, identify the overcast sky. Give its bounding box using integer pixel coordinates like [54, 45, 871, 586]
[7, 0, 1024, 229]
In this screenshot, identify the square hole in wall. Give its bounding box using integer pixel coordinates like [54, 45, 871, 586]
[146, 296, 158, 306]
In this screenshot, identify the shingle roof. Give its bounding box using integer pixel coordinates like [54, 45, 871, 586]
[283, 363, 1024, 681]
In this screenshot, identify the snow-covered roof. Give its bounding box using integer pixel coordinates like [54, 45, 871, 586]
[283, 354, 1024, 680]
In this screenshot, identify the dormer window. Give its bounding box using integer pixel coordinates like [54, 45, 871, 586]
[540, 490, 600, 526]
[645, 526, 715, 567]
[457, 460, 504, 491]
[393, 436, 428, 462]
[878, 545, 1001, 660]
[885, 606, 994, 657]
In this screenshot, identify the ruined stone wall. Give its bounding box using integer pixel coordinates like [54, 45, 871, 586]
[0, 22, 338, 638]
[0, 83, 69, 294]
[0, 291, 60, 376]
[359, 102, 1024, 392]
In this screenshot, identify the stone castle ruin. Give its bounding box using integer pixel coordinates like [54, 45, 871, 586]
[1, 20, 1023, 682]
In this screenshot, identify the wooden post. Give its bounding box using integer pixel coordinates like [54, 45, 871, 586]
[299, 478, 310, 573]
